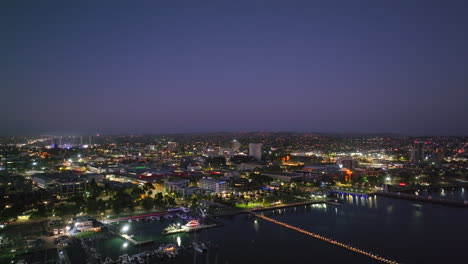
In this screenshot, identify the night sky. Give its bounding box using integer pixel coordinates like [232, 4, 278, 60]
[2, 0, 468, 136]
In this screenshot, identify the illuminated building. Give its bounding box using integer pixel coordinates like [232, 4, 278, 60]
[200, 178, 228, 193]
[411, 141, 424, 162]
[167, 141, 177, 151]
[232, 140, 241, 151]
[249, 143, 262, 161]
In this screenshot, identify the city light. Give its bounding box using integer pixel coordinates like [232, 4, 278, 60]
[254, 213, 398, 264]
[122, 242, 128, 248]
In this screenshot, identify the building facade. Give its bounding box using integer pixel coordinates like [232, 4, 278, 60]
[249, 143, 262, 161]
[200, 178, 228, 193]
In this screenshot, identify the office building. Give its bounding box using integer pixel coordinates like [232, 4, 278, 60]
[411, 141, 424, 162]
[249, 143, 262, 161]
[200, 178, 228, 193]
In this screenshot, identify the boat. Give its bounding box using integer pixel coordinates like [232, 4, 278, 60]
[159, 244, 177, 258]
[186, 220, 199, 227]
[192, 242, 204, 253]
[200, 243, 208, 251]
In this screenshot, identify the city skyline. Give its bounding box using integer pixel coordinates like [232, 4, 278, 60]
[2, 0, 468, 136]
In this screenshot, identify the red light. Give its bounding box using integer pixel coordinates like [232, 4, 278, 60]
[399, 183, 406, 186]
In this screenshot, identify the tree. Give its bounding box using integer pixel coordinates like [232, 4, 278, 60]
[130, 187, 145, 199]
[30, 203, 47, 219]
[153, 192, 164, 207]
[88, 178, 102, 197]
[112, 191, 133, 214]
[144, 182, 155, 191]
[86, 197, 98, 214]
[190, 197, 198, 210]
[141, 197, 154, 211]
[97, 199, 107, 214]
[165, 195, 176, 207]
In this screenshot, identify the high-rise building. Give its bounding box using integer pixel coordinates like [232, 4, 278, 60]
[145, 145, 155, 150]
[167, 141, 177, 151]
[342, 159, 358, 170]
[249, 143, 262, 161]
[232, 140, 241, 152]
[411, 141, 424, 162]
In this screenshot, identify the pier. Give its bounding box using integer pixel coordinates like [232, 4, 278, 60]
[252, 213, 399, 264]
[324, 201, 342, 206]
[118, 233, 154, 246]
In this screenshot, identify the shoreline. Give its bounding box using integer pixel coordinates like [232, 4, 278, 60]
[211, 199, 329, 217]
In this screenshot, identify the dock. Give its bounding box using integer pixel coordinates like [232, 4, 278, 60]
[118, 233, 154, 246]
[325, 201, 342, 206]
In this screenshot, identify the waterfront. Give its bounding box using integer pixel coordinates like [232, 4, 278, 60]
[415, 186, 468, 201]
[94, 194, 468, 263]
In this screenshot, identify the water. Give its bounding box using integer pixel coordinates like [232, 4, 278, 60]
[96, 194, 468, 263]
[414, 187, 468, 201]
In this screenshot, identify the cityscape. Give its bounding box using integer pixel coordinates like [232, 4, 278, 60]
[2, 1, 468, 264]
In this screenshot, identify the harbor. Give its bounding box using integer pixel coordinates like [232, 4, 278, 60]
[60, 191, 468, 264]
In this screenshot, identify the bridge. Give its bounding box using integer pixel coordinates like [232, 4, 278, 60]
[252, 212, 399, 264]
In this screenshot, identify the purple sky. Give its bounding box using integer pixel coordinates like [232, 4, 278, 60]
[2, 0, 468, 136]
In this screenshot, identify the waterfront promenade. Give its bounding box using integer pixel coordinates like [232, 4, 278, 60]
[212, 199, 328, 217]
[375, 191, 468, 207]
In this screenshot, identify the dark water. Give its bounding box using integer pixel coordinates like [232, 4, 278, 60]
[97, 194, 468, 263]
[413, 186, 468, 201]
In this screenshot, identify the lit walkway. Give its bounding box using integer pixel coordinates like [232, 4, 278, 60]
[253, 213, 398, 264]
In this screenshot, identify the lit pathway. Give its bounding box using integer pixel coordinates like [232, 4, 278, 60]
[253, 213, 398, 264]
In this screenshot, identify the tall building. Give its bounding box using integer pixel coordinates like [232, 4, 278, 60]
[232, 140, 241, 152]
[145, 145, 155, 150]
[411, 141, 424, 162]
[249, 143, 262, 161]
[341, 159, 358, 170]
[167, 141, 177, 151]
